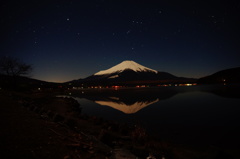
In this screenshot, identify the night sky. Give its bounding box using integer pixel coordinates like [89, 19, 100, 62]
[1, 0, 240, 82]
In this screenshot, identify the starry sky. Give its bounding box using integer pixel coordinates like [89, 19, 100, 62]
[1, 0, 240, 82]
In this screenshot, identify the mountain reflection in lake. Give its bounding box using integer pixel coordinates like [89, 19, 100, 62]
[62, 85, 240, 127]
[61, 85, 240, 150]
[81, 87, 177, 114]
[65, 87, 178, 115]
[95, 98, 159, 114]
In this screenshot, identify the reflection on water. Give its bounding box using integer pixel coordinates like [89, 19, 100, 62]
[61, 85, 240, 129]
[59, 85, 240, 156]
[95, 98, 159, 114]
[59, 85, 240, 127]
[67, 87, 179, 114]
[63, 85, 240, 116]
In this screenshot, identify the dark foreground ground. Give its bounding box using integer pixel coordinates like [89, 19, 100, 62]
[0, 91, 114, 159]
[0, 90, 240, 159]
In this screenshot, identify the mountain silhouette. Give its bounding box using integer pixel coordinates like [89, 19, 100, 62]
[198, 67, 240, 84]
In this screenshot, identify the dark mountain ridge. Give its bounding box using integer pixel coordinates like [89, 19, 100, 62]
[198, 67, 240, 84]
[0, 74, 60, 90]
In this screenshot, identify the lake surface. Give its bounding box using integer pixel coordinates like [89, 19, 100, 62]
[60, 85, 240, 147]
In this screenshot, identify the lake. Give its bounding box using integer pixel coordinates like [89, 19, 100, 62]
[59, 84, 240, 149]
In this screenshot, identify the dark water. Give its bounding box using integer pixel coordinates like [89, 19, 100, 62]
[61, 85, 240, 147]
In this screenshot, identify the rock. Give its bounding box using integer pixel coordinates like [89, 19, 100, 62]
[65, 119, 77, 129]
[53, 114, 65, 122]
[47, 110, 55, 119]
[113, 148, 137, 159]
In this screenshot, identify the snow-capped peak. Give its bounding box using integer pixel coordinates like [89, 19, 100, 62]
[94, 60, 158, 75]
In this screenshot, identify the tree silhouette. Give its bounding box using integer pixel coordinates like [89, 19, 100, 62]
[0, 56, 32, 77]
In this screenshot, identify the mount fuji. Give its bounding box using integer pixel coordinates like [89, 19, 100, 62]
[94, 60, 158, 75]
[81, 60, 196, 86]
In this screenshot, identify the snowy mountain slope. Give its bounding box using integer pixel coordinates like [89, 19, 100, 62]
[80, 60, 197, 85]
[94, 60, 158, 75]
